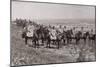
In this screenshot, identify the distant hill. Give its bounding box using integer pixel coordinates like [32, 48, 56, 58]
[35, 19, 95, 25]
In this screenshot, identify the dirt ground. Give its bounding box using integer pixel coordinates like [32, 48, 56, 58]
[11, 24, 96, 66]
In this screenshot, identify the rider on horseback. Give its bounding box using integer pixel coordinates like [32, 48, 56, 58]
[23, 21, 36, 44]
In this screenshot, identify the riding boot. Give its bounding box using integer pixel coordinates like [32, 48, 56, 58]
[49, 41, 50, 48]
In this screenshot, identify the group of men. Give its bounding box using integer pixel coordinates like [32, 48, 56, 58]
[22, 22, 95, 46]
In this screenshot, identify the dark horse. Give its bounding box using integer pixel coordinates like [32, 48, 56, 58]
[81, 31, 90, 44]
[88, 33, 96, 45]
[56, 30, 63, 49]
[65, 29, 73, 45]
[75, 31, 82, 45]
[34, 26, 52, 48]
[35, 25, 51, 46]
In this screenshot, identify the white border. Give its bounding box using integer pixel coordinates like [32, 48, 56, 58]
[0, 0, 98, 67]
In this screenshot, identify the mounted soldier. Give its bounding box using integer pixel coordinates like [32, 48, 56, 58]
[22, 21, 36, 45]
[49, 26, 57, 43]
[89, 29, 96, 45]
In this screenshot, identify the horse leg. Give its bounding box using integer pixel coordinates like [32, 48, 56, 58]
[67, 38, 69, 45]
[52, 40, 54, 45]
[57, 40, 60, 49]
[76, 39, 77, 44]
[41, 38, 44, 46]
[34, 40, 36, 48]
[37, 39, 40, 48]
[91, 39, 94, 47]
[63, 39, 65, 45]
[25, 36, 28, 44]
[46, 38, 48, 47]
[68, 38, 70, 45]
[33, 39, 37, 48]
[84, 38, 86, 44]
[76, 38, 80, 45]
[69, 38, 70, 44]
[54, 40, 56, 45]
[76, 39, 78, 45]
[49, 40, 51, 48]
[47, 40, 49, 48]
[47, 39, 50, 48]
[69, 38, 71, 44]
[46, 38, 50, 48]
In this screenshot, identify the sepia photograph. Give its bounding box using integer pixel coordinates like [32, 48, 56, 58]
[11, 0, 96, 66]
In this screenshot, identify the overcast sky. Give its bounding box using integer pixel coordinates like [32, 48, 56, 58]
[12, 1, 95, 20]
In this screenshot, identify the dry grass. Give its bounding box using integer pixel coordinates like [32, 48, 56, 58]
[11, 24, 96, 66]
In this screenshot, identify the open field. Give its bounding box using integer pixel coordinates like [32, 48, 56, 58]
[11, 21, 96, 66]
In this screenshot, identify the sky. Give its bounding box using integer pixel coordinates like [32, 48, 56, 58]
[12, 1, 95, 21]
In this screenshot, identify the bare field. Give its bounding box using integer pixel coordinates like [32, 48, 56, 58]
[11, 23, 96, 66]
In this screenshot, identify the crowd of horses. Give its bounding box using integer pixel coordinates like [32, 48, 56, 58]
[21, 22, 96, 49]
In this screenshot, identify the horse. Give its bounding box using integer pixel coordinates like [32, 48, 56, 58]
[56, 30, 63, 49]
[35, 26, 43, 46]
[49, 28, 57, 45]
[81, 31, 90, 44]
[45, 28, 51, 48]
[46, 27, 61, 49]
[88, 33, 96, 46]
[42, 27, 50, 46]
[75, 31, 82, 45]
[21, 24, 39, 48]
[65, 29, 73, 45]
